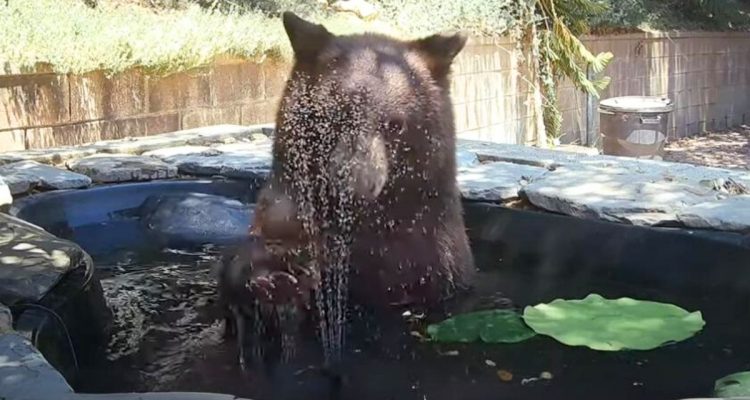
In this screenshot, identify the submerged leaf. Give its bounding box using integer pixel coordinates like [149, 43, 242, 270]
[522, 294, 705, 351]
[714, 371, 750, 397]
[497, 369, 514, 382]
[426, 309, 536, 344]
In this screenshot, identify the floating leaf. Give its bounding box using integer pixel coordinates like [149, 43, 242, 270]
[426, 309, 536, 344]
[714, 371, 750, 398]
[522, 294, 705, 351]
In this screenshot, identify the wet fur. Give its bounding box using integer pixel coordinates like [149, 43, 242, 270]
[254, 13, 476, 309]
[215, 233, 319, 367]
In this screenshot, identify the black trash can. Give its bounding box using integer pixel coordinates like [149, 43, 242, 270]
[598, 96, 674, 159]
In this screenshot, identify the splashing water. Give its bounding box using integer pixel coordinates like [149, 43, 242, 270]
[309, 171, 356, 367]
[279, 74, 362, 367]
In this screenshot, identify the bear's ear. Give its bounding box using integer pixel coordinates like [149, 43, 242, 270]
[283, 12, 333, 61]
[411, 32, 468, 77]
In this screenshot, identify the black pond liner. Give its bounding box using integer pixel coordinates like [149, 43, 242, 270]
[8, 178, 263, 385]
[462, 200, 750, 300]
[8, 178, 750, 399]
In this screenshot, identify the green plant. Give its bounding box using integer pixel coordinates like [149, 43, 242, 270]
[426, 309, 537, 344]
[714, 371, 750, 397]
[588, 0, 750, 31]
[523, 294, 706, 351]
[0, 0, 291, 75]
[535, 0, 613, 144]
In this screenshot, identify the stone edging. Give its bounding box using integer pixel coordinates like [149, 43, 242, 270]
[1, 123, 748, 400]
[1, 123, 749, 233]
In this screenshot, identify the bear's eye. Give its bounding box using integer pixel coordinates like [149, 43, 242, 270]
[383, 117, 406, 135]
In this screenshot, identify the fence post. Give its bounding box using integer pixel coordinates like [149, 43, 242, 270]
[585, 65, 597, 146]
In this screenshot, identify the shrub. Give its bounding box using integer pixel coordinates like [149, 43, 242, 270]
[1, 0, 748, 76]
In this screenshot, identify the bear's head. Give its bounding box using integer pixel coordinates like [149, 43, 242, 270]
[273, 12, 466, 206]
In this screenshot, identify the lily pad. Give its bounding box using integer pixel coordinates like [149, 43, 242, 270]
[522, 294, 705, 351]
[426, 309, 536, 344]
[714, 371, 750, 397]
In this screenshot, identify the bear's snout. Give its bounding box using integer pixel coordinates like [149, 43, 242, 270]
[330, 133, 388, 201]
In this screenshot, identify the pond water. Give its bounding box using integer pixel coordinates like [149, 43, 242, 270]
[69, 220, 750, 400]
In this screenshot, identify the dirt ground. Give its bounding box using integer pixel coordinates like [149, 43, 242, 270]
[663, 126, 750, 171]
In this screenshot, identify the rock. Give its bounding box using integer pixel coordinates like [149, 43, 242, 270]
[261, 125, 275, 136]
[1, 174, 31, 194]
[0, 154, 23, 165]
[0, 146, 98, 166]
[520, 160, 728, 226]
[90, 124, 260, 154]
[0, 177, 11, 209]
[68, 154, 178, 183]
[0, 303, 11, 333]
[188, 136, 237, 146]
[457, 139, 594, 169]
[553, 144, 601, 156]
[249, 132, 271, 143]
[184, 131, 268, 146]
[164, 142, 272, 180]
[139, 193, 253, 246]
[142, 145, 218, 159]
[458, 162, 548, 202]
[0, 160, 92, 195]
[677, 195, 750, 232]
[0, 213, 88, 304]
[331, 0, 379, 20]
[456, 148, 479, 168]
[0, 333, 74, 400]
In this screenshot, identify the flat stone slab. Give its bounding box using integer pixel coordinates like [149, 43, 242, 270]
[0, 303, 10, 334]
[457, 139, 594, 169]
[0, 177, 11, 208]
[186, 131, 270, 146]
[0, 214, 88, 304]
[457, 161, 549, 202]
[520, 159, 744, 226]
[142, 146, 218, 159]
[0, 161, 92, 195]
[163, 142, 272, 179]
[454, 138, 750, 231]
[0, 147, 98, 167]
[456, 148, 480, 168]
[554, 144, 601, 156]
[68, 154, 178, 183]
[90, 124, 268, 155]
[677, 195, 750, 232]
[0, 125, 272, 169]
[0, 333, 74, 400]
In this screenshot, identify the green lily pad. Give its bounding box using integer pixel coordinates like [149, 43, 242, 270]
[426, 309, 536, 344]
[714, 371, 750, 398]
[522, 294, 705, 351]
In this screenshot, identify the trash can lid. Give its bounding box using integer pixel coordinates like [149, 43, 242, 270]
[599, 96, 674, 113]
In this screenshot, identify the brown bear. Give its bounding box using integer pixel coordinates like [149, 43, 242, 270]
[244, 11, 477, 311]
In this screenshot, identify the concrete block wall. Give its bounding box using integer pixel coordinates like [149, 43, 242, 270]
[1, 32, 749, 151]
[0, 57, 284, 151]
